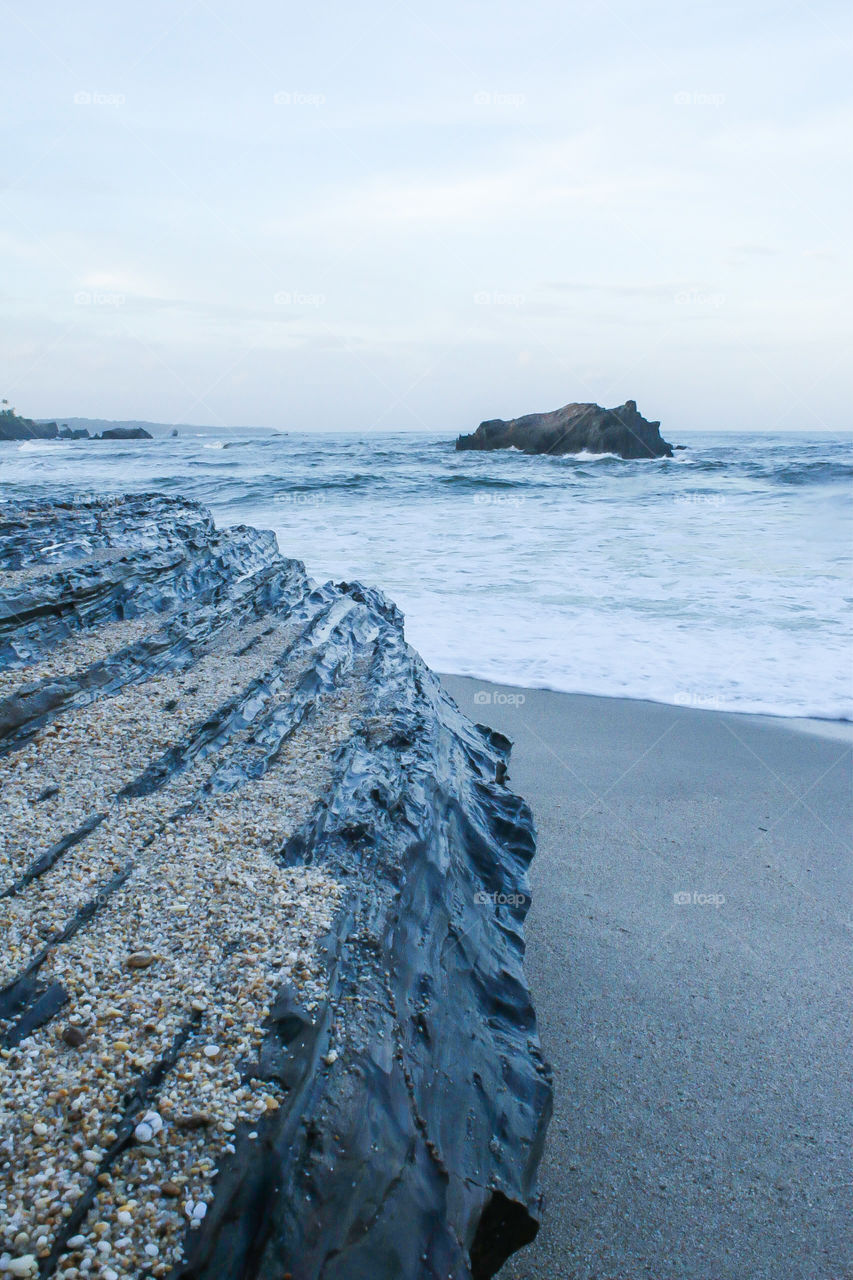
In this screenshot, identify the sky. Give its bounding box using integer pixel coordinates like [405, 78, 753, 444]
[1, 0, 851, 433]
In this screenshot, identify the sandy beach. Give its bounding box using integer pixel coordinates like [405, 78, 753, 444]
[441, 676, 853, 1280]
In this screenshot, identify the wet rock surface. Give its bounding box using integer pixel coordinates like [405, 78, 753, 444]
[456, 399, 674, 459]
[0, 494, 551, 1280]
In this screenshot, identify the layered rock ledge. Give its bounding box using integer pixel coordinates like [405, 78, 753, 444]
[0, 494, 552, 1280]
[456, 399, 674, 459]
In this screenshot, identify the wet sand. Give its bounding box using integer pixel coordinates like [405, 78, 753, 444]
[441, 676, 853, 1280]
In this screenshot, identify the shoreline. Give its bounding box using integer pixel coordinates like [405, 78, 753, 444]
[436, 669, 853, 741]
[441, 674, 853, 1280]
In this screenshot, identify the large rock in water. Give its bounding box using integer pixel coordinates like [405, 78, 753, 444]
[96, 426, 153, 440]
[456, 399, 674, 459]
[0, 494, 551, 1280]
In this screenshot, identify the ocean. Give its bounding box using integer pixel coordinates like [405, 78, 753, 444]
[2, 429, 851, 720]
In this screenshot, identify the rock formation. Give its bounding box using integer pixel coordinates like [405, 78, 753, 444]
[456, 399, 674, 459]
[95, 427, 153, 440]
[0, 494, 552, 1280]
[0, 410, 58, 442]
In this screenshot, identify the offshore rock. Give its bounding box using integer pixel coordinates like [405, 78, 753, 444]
[96, 426, 153, 440]
[456, 398, 674, 459]
[0, 493, 552, 1280]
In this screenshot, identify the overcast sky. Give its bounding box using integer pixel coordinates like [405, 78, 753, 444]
[1, 0, 850, 433]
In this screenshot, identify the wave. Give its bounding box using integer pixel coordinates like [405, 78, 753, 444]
[764, 460, 853, 485]
[439, 474, 533, 491]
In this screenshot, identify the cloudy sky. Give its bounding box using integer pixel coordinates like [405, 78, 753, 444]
[1, 0, 850, 432]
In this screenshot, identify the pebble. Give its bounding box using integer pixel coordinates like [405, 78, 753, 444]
[175, 1112, 211, 1130]
[62, 1025, 88, 1048]
[125, 952, 156, 970]
[6, 1258, 38, 1277]
[141, 1109, 163, 1135]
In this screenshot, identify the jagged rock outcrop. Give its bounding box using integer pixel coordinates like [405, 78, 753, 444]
[0, 410, 58, 442]
[0, 494, 551, 1280]
[58, 427, 91, 440]
[456, 399, 674, 459]
[96, 427, 153, 440]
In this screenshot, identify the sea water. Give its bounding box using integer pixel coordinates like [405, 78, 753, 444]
[3, 430, 851, 719]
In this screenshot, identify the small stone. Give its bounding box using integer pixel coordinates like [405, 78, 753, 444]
[203, 1043, 219, 1059]
[117, 1209, 132, 1226]
[145, 1244, 159, 1258]
[134, 1122, 154, 1143]
[67, 1236, 86, 1250]
[192, 1202, 207, 1221]
[62, 1025, 87, 1048]
[160, 1182, 181, 1198]
[141, 1109, 163, 1135]
[125, 951, 156, 970]
[32, 1121, 48, 1136]
[324, 1050, 338, 1065]
[175, 1112, 211, 1130]
[7, 1258, 38, 1277]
